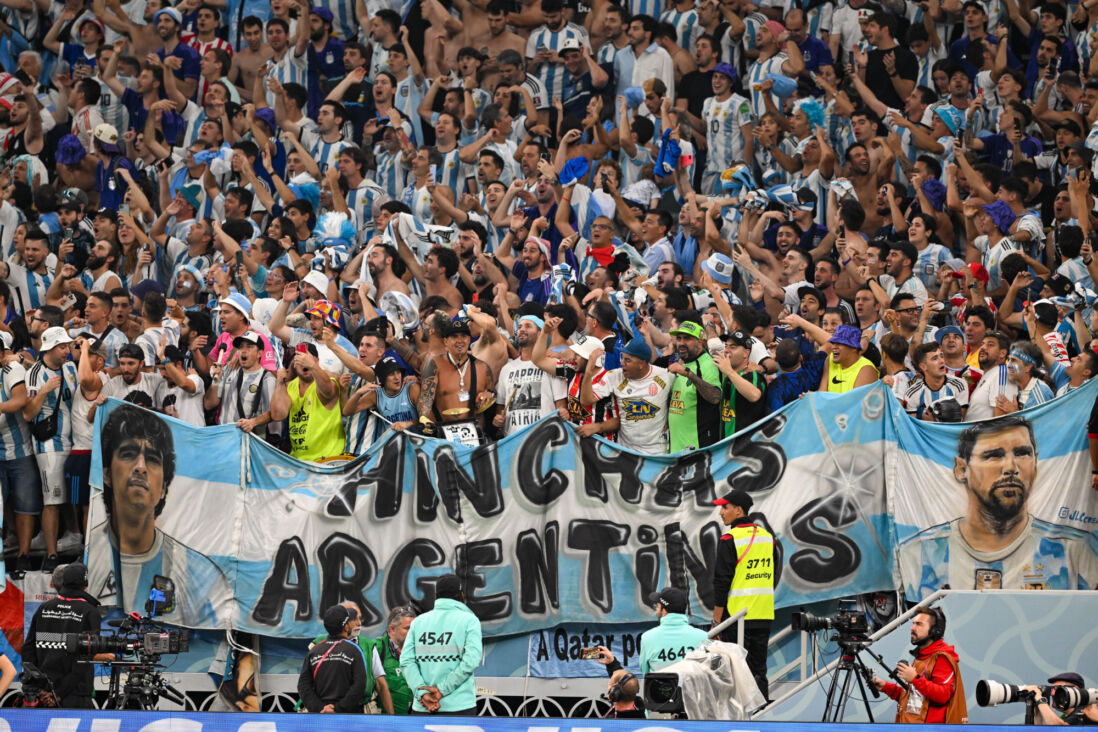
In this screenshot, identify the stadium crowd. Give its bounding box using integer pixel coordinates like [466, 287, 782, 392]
[0, 0, 1095, 574]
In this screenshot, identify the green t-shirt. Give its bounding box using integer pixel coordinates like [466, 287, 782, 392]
[668, 351, 723, 452]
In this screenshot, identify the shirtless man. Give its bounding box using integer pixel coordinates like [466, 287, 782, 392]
[397, 243, 464, 309]
[417, 319, 495, 437]
[364, 242, 410, 299]
[845, 139, 895, 235]
[472, 0, 528, 88]
[230, 16, 274, 103]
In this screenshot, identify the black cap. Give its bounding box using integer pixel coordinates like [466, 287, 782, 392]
[374, 356, 402, 381]
[647, 587, 687, 613]
[1049, 672, 1085, 687]
[118, 343, 145, 361]
[721, 330, 751, 348]
[95, 207, 118, 222]
[60, 562, 88, 591]
[713, 489, 753, 511]
[1044, 273, 1075, 297]
[442, 319, 471, 338]
[323, 604, 352, 635]
[1033, 301, 1059, 327]
[59, 199, 83, 213]
[435, 573, 462, 599]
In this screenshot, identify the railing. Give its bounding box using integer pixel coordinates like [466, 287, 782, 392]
[751, 589, 950, 719]
[707, 607, 746, 643]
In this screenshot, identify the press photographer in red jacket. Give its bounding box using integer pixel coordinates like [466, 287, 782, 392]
[872, 606, 967, 724]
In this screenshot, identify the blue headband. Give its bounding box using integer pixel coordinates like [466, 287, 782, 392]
[519, 315, 545, 330]
[1009, 349, 1037, 367]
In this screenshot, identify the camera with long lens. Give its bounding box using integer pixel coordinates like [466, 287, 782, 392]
[790, 608, 871, 641]
[63, 576, 191, 710]
[976, 680, 1052, 707]
[1052, 686, 1098, 711]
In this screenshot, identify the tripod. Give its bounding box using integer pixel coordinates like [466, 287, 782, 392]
[821, 642, 882, 723]
[103, 659, 188, 710]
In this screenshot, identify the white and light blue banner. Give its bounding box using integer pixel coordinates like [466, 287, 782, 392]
[86, 381, 1098, 638]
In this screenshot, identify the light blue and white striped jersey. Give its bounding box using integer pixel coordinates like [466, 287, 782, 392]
[791, 167, 831, 228]
[70, 325, 130, 371]
[265, 49, 309, 108]
[402, 183, 433, 222]
[913, 243, 951, 290]
[901, 374, 969, 419]
[4, 262, 52, 316]
[898, 516, 1098, 600]
[660, 6, 700, 55]
[162, 236, 214, 298]
[1057, 256, 1095, 292]
[702, 92, 752, 172]
[1019, 377, 1055, 409]
[979, 235, 1018, 292]
[343, 373, 376, 455]
[526, 23, 590, 100]
[627, 0, 664, 20]
[437, 147, 472, 199]
[25, 360, 78, 455]
[745, 53, 790, 118]
[395, 75, 428, 145]
[180, 101, 208, 147]
[310, 136, 355, 174]
[0, 362, 32, 460]
[367, 39, 389, 82]
[620, 146, 653, 189]
[315, 0, 356, 40]
[346, 180, 386, 245]
[372, 145, 409, 199]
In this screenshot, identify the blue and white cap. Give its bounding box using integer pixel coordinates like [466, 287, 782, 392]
[702, 253, 735, 285]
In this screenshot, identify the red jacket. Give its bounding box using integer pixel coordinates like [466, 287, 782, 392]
[882, 639, 961, 724]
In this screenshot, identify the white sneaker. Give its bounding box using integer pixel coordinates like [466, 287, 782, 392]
[28, 532, 45, 554]
[57, 532, 84, 554]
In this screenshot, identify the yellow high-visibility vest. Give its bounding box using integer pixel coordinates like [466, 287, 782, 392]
[724, 524, 775, 621]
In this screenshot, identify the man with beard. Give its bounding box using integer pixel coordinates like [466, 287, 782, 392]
[362, 243, 409, 300]
[95, 344, 168, 414]
[843, 142, 895, 235]
[1, 229, 53, 316]
[870, 240, 929, 310]
[898, 416, 1098, 597]
[269, 282, 354, 375]
[493, 315, 567, 436]
[206, 330, 275, 434]
[417, 319, 496, 445]
[872, 606, 966, 724]
[667, 321, 721, 453]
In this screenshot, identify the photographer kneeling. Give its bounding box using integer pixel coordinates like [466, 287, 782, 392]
[23, 563, 114, 708]
[1024, 674, 1098, 725]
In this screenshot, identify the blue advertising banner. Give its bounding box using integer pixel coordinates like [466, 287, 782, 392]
[84, 381, 1098, 639]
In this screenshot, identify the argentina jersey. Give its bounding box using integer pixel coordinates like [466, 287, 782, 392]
[346, 180, 385, 244]
[343, 374, 378, 455]
[26, 361, 78, 454]
[310, 137, 355, 174]
[898, 516, 1098, 600]
[526, 23, 589, 100]
[395, 76, 428, 145]
[627, 0, 664, 19]
[746, 54, 789, 117]
[914, 243, 950, 289]
[659, 7, 700, 54]
[437, 147, 472, 198]
[265, 50, 309, 108]
[0, 362, 32, 460]
[372, 146, 408, 199]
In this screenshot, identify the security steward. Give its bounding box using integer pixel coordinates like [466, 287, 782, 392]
[711, 489, 775, 700]
[1024, 673, 1098, 725]
[639, 587, 709, 674]
[23, 562, 110, 708]
[298, 605, 367, 713]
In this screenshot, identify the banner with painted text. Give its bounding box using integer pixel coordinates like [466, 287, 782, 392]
[86, 381, 1098, 638]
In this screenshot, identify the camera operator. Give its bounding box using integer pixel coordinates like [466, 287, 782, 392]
[640, 587, 709, 674]
[871, 606, 967, 724]
[591, 647, 645, 719]
[23, 562, 113, 708]
[1024, 673, 1098, 725]
[297, 605, 367, 713]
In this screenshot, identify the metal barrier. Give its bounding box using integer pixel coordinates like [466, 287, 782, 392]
[751, 589, 950, 719]
[707, 608, 746, 643]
